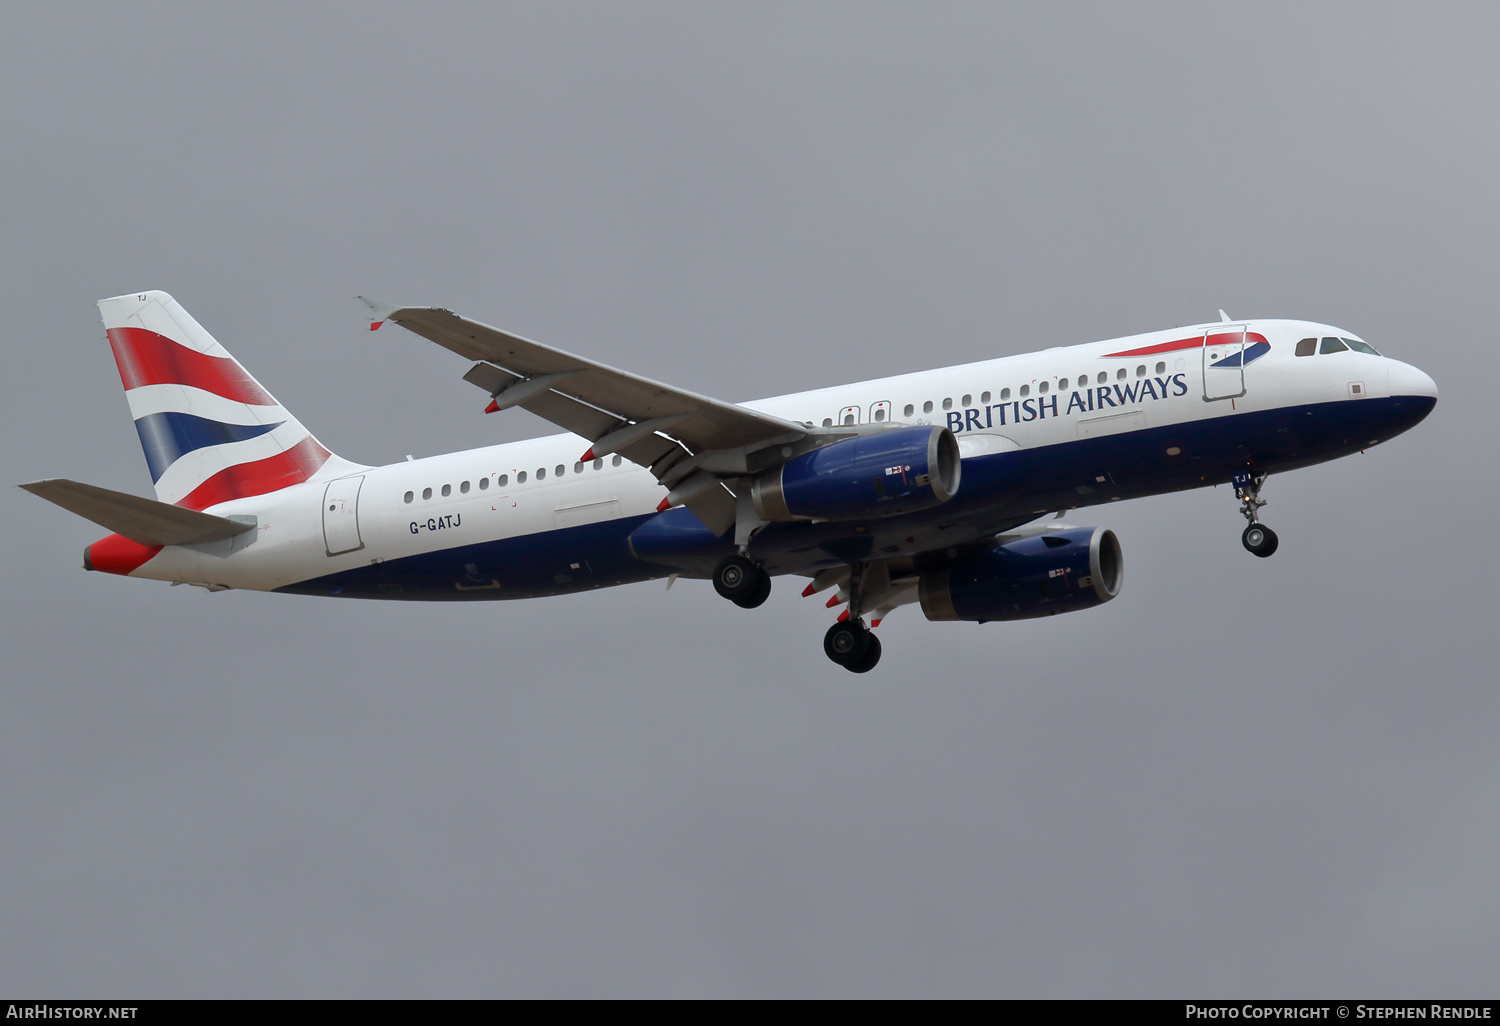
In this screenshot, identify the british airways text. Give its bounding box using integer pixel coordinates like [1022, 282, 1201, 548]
[945, 373, 1189, 432]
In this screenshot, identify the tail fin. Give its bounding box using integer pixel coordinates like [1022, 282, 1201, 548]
[98, 291, 358, 510]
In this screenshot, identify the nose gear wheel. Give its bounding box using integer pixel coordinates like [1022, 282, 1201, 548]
[1241, 523, 1279, 557]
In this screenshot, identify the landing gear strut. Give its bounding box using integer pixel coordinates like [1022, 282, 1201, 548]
[1232, 469, 1279, 558]
[713, 554, 771, 608]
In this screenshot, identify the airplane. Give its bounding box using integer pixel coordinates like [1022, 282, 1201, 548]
[22, 291, 1437, 672]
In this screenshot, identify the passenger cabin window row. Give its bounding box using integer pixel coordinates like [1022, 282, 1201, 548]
[1295, 336, 1382, 357]
[824, 361, 1173, 427]
[402, 454, 624, 503]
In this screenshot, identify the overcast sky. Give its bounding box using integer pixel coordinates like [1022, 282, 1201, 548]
[2, 2, 1497, 998]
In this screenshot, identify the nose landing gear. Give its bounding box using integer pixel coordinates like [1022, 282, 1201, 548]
[1233, 469, 1279, 558]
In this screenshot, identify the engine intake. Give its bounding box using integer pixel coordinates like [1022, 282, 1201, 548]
[752, 425, 961, 522]
[919, 526, 1122, 622]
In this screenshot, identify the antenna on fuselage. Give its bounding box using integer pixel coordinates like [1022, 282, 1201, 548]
[1219, 309, 1232, 323]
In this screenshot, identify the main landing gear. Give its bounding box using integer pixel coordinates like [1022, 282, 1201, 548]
[824, 619, 882, 673]
[1233, 469, 1279, 558]
[713, 554, 771, 608]
[820, 561, 884, 672]
[713, 553, 885, 672]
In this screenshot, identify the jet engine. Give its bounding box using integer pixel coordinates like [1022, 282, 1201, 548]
[919, 526, 1122, 622]
[751, 425, 961, 522]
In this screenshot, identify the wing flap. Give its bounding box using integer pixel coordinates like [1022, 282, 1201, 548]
[20, 479, 256, 547]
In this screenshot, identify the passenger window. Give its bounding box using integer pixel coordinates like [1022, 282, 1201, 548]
[1000, 388, 1011, 400]
[1058, 378, 1068, 390]
[1344, 337, 1381, 355]
[499, 474, 509, 486]
[1019, 384, 1030, 397]
[1116, 368, 1127, 380]
[822, 418, 833, 427]
[981, 391, 991, 403]
[923, 401, 933, 414]
[461, 481, 471, 493]
[1320, 337, 1348, 354]
[556, 465, 565, 477]
[574, 462, 584, 474]
[593, 459, 603, 470]
[942, 398, 953, 410]
[422, 487, 433, 500]
[1295, 338, 1316, 357]
[961, 394, 972, 406]
[612, 455, 622, 467]
[1156, 362, 1166, 374]
[479, 478, 489, 490]
[404, 491, 414, 503]
[1136, 365, 1146, 377]
[1038, 381, 1049, 394]
[517, 471, 526, 483]
[1098, 371, 1108, 384]
[441, 484, 451, 497]
[873, 408, 885, 421]
[536, 468, 546, 480]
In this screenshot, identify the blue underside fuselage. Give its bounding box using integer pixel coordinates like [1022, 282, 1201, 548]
[276, 394, 1435, 601]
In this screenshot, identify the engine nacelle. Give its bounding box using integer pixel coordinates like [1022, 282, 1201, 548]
[751, 425, 961, 522]
[919, 526, 1123, 622]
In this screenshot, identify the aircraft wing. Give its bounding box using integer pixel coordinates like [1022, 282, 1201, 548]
[365, 301, 817, 534]
[368, 303, 808, 453]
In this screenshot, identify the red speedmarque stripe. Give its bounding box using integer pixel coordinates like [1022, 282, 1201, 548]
[176, 436, 332, 510]
[1104, 331, 1269, 358]
[107, 326, 277, 406]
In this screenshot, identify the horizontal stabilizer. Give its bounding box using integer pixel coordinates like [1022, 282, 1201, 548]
[20, 479, 256, 547]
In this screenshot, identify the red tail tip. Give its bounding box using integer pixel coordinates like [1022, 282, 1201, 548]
[483, 399, 500, 414]
[656, 497, 672, 512]
[801, 582, 817, 597]
[85, 534, 162, 576]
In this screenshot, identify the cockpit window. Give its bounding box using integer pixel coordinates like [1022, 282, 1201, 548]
[1295, 338, 1316, 357]
[1342, 337, 1381, 355]
[1320, 337, 1348, 354]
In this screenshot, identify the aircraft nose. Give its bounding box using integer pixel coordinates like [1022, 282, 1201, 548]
[1388, 360, 1438, 400]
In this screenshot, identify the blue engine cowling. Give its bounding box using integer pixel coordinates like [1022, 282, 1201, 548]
[751, 425, 961, 522]
[919, 526, 1123, 622]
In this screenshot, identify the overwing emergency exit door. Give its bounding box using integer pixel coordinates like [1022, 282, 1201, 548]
[322, 475, 365, 556]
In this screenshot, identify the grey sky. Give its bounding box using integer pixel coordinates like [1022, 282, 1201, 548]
[2, 2, 1497, 997]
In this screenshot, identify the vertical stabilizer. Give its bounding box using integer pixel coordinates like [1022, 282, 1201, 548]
[98, 291, 361, 509]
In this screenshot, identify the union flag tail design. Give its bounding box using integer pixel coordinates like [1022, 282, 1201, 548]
[98, 291, 358, 510]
